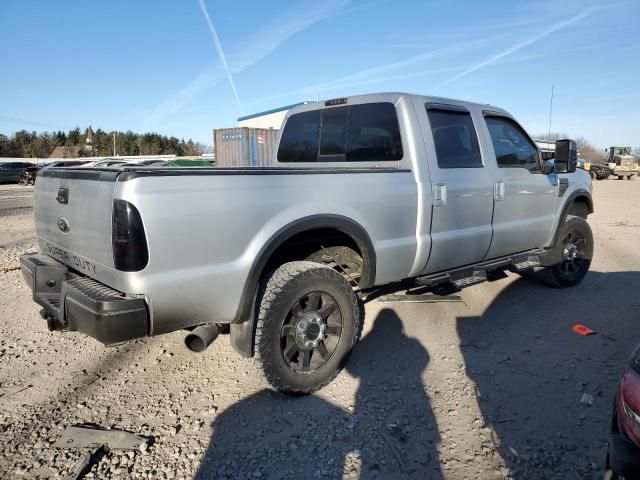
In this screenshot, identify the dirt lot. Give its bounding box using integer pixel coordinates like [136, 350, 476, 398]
[1, 180, 639, 480]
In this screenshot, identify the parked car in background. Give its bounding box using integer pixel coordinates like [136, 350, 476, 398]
[18, 164, 45, 186]
[138, 160, 171, 166]
[82, 159, 173, 168]
[0, 161, 34, 183]
[45, 160, 88, 168]
[81, 159, 130, 168]
[607, 343, 640, 478]
[19, 160, 91, 186]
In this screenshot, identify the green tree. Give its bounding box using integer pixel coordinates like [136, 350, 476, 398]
[0, 126, 210, 159]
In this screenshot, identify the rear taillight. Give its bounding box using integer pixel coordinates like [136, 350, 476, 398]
[112, 200, 148, 272]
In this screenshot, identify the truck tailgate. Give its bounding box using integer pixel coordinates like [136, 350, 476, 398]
[34, 169, 118, 283]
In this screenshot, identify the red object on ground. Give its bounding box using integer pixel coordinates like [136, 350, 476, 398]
[572, 324, 595, 336]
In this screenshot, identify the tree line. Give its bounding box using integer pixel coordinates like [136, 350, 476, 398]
[0, 128, 210, 158]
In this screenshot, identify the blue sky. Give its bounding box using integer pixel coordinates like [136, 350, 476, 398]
[1, 0, 639, 148]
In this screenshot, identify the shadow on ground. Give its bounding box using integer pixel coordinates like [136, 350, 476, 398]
[195, 310, 443, 480]
[195, 270, 640, 479]
[457, 271, 640, 479]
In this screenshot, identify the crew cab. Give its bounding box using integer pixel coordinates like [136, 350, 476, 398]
[21, 92, 594, 393]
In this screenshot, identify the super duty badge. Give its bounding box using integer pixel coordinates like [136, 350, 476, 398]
[45, 243, 96, 274]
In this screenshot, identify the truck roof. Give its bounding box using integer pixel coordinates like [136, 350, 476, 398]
[287, 92, 510, 117]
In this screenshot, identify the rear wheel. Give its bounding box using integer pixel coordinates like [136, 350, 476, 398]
[251, 261, 362, 394]
[618, 175, 624, 180]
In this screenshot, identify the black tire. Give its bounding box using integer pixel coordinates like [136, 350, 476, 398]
[628, 175, 635, 181]
[534, 215, 593, 288]
[618, 175, 624, 180]
[251, 261, 362, 394]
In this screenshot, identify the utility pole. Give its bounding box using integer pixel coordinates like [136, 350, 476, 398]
[113, 132, 116, 156]
[548, 84, 554, 137]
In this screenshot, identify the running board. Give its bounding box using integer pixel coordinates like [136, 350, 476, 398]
[416, 250, 544, 289]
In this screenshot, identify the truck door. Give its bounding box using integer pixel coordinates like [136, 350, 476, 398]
[480, 114, 557, 259]
[415, 102, 495, 273]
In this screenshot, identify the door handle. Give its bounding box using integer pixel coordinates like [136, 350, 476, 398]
[433, 184, 447, 207]
[494, 181, 505, 201]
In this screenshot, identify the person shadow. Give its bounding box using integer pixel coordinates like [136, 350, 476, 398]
[456, 271, 640, 479]
[195, 308, 442, 480]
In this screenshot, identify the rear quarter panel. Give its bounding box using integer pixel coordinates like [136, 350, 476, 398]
[115, 170, 418, 334]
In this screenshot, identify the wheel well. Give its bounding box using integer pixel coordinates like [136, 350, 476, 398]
[234, 216, 376, 324]
[263, 228, 365, 283]
[568, 196, 592, 219]
[230, 221, 375, 358]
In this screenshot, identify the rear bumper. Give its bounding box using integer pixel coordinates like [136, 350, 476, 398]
[20, 252, 148, 345]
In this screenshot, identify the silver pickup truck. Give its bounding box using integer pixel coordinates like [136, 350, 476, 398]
[21, 92, 593, 393]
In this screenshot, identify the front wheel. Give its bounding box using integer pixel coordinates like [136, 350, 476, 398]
[538, 215, 594, 288]
[251, 261, 362, 394]
[628, 175, 635, 181]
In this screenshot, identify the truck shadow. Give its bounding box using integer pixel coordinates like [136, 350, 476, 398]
[456, 270, 640, 479]
[195, 309, 442, 479]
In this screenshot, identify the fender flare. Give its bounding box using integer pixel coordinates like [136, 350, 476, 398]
[230, 214, 376, 357]
[556, 189, 593, 235]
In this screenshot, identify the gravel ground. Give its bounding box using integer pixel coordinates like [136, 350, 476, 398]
[1, 179, 639, 479]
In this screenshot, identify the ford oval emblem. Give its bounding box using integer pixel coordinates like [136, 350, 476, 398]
[57, 217, 70, 233]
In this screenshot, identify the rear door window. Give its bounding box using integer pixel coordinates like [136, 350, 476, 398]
[278, 102, 402, 162]
[485, 116, 539, 169]
[427, 108, 482, 168]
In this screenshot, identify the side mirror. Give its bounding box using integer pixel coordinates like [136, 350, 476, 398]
[554, 139, 577, 174]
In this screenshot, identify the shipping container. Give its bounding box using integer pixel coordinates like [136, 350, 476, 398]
[213, 127, 279, 167]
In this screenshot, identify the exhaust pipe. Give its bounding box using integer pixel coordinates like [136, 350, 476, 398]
[185, 324, 220, 353]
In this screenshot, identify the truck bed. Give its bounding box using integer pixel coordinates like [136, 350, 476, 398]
[35, 165, 419, 333]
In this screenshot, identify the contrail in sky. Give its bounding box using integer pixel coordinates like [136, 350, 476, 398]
[196, 0, 243, 113]
[437, 7, 599, 88]
[148, 0, 350, 126]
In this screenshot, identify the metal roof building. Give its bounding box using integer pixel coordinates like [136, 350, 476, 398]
[237, 102, 305, 130]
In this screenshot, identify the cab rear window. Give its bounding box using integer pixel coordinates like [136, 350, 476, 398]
[277, 102, 403, 162]
[277, 110, 321, 163]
